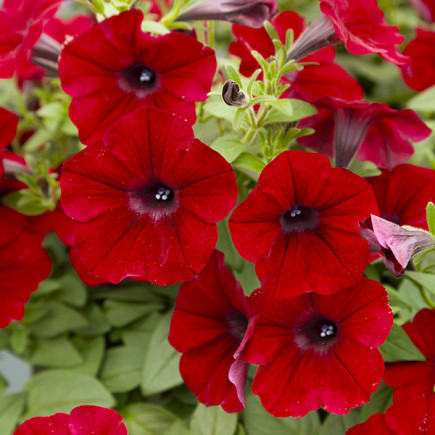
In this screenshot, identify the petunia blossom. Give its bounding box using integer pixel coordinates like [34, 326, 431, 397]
[14, 405, 127, 435]
[169, 250, 259, 412]
[0, 107, 19, 178]
[176, 0, 277, 28]
[60, 107, 238, 285]
[229, 11, 363, 102]
[297, 97, 432, 169]
[229, 150, 378, 299]
[408, 0, 435, 22]
[0, 207, 51, 328]
[346, 413, 394, 435]
[401, 27, 435, 91]
[384, 309, 435, 400]
[243, 278, 393, 417]
[359, 215, 435, 277]
[58, 9, 216, 144]
[366, 164, 435, 230]
[287, 0, 409, 68]
[0, 0, 62, 78]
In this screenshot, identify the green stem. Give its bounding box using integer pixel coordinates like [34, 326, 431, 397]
[418, 285, 435, 308]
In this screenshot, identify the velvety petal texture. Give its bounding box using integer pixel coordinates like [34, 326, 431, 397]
[14, 405, 127, 435]
[243, 278, 392, 417]
[319, 0, 409, 67]
[366, 164, 435, 230]
[229, 151, 378, 299]
[298, 98, 432, 170]
[61, 107, 237, 285]
[0, 207, 52, 328]
[229, 11, 363, 102]
[58, 9, 216, 144]
[169, 250, 259, 412]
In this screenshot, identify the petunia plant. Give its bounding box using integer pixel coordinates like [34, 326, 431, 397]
[0, 0, 434, 434]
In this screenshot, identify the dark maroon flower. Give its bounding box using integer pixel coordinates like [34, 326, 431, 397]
[360, 215, 435, 277]
[0, 0, 62, 78]
[0, 108, 18, 178]
[384, 309, 435, 400]
[229, 151, 378, 299]
[229, 11, 363, 102]
[60, 107, 237, 285]
[287, 0, 409, 68]
[401, 27, 435, 91]
[366, 164, 435, 230]
[243, 278, 392, 417]
[169, 250, 259, 412]
[58, 9, 216, 145]
[298, 98, 432, 169]
[0, 207, 51, 328]
[14, 405, 127, 435]
[176, 0, 277, 28]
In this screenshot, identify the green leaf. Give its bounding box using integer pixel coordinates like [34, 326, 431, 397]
[243, 393, 321, 435]
[225, 64, 242, 87]
[92, 285, 163, 303]
[379, 322, 426, 362]
[123, 403, 189, 435]
[141, 20, 170, 34]
[104, 300, 164, 327]
[24, 370, 115, 418]
[203, 98, 237, 122]
[191, 403, 238, 435]
[384, 284, 414, 310]
[10, 329, 29, 355]
[57, 274, 87, 307]
[121, 312, 164, 348]
[216, 220, 245, 272]
[405, 271, 435, 298]
[101, 346, 146, 393]
[320, 409, 361, 435]
[1, 190, 50, 216]
[211, 135, 247, 163]
[264, 99, 316, 123]
[71, 336, 105, 377]
[28, 301, 88, 338]
[427, 202, 435, 235]
[407, 85, 435, 112]
[73, 304, 111, 337]
[247, 70, 262, 96]
[0, 393, 25, 435]
[360, 381, 393, 422]
[233, 107, 246, 130]
[141, 311, 183, 396]
[29, 337, 83, 368]
[268, 99, 293, 116]
[233, 153, 265, 173]
[234, 261, 261, 297]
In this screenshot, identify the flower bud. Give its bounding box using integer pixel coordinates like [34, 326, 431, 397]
[222, 80, 249, 107]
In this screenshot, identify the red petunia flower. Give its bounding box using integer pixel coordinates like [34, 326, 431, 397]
[366, 164, 435, 230]
[297, 98, 432, 170]
[384, 309, 435, 400]
[176, 0, 277, 28]
[0, 0, 62, 78]
[243, 278, 392, 417]
[60, 107, 237, 285]
[347, 392, 435, 434]
[169, 250, 259, 412]
[229, 11, 363, 102]
[0, 207, 51, 328]
[359, 215, 435, 277]
[229, 150, 378, 299]
[0, 107, 19, 178]
[401, 27, 435, 91]
[58, 9, 216, 145]
[14, 405, 127, 435]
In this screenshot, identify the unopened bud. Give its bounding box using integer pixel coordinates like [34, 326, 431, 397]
[222, 80, 249, 107]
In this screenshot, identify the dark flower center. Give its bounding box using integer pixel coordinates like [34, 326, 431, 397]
[128, 181, 177, 218]
[294, 315, 338, 355]
[226, 309, 248, 341]
[121, 62, 157, 90]
[280, 204, 319, 234]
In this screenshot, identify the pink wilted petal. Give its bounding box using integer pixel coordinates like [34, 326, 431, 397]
[346, 413, 395, 435]
[58, 9, 216, 144]
[229, 150, 377, 299]
[14, 413, 69, 435]
[61, 107, 237, 285]
[176, 0, 277, 28]
[169, 250, 258, 412]
[243, 278, 392, 417]
[69, 405, 127, 435]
